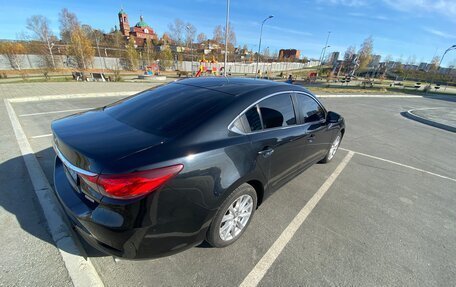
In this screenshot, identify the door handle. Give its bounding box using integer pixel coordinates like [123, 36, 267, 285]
[258, 148, 274, 158]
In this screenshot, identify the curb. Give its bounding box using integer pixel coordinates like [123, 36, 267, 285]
[403, 109, 456, 133]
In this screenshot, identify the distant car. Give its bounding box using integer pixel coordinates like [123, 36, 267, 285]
[52, 78, 345, 259]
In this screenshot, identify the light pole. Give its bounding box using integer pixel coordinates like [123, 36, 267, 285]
[186, 25, 194, 76]
[256, 15, 274, 78]
[430, 44, 456, 87]
[317, 45, 330, 76]
[223, 0, 230, 76]
[317, 31, 331, 77]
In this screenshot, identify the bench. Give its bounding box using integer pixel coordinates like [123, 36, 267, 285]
[72, 72, 84, 81]
[92, 73, 107, 82]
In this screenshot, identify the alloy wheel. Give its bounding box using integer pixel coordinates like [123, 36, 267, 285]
[219, 194, 253, 241]
[328, 135, 341, 160]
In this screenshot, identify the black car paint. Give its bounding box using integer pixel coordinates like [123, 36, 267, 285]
[52, 78, 345, 259]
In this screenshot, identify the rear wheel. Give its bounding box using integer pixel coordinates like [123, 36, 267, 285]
[206, 183, 257, 247]
[320, 131, 342, 163]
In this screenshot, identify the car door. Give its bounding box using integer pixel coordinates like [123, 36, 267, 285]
[294, 93, 332, 164]
[244, 93, 309, 192]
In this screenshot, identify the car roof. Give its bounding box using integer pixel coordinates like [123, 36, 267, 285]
[174, 77, 300, 96]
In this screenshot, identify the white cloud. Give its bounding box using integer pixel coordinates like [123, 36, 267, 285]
[319, 0, 368, 7]
[382, 0, 456, 18]
[267, 25, 313, 37]
[423, 27, 456, 39]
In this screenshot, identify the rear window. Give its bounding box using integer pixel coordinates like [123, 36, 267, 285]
[105, 83, 232, 137]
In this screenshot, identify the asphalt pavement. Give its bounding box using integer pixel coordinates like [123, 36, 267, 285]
[1, 82, 455, 286]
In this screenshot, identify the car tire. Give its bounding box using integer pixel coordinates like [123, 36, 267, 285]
[206, 183, 257, 248]
[320, 131, 342, 164]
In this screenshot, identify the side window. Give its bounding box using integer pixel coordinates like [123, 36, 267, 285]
[296, 94, 325, 123]
[258, 94, 296, 129]
[244, 107, 262, 132]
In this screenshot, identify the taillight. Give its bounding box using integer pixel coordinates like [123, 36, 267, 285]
[79, 164, 183, 199]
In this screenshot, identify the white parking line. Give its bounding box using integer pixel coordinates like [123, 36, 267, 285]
[20, 108, 93, 117]
[240, 151, 354, 287]
[4, 99, 104, 287]
[9, 91, 141, 103]
[31, 133, 52, 139]
[340, 148, 456, 183]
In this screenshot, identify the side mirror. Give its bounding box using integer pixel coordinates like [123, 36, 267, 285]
[327, 111, 341, 123]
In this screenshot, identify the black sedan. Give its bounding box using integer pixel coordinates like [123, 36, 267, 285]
[52, 77, 345, 259]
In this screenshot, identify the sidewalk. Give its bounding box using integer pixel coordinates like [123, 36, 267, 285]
[405, 107, 456, 132]
[0, 81, 162, 99]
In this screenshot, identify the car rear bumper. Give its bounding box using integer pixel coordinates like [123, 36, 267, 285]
[53, 156, 213, 259]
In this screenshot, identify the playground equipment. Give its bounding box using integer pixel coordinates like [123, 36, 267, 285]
[195, 55, 222, 77]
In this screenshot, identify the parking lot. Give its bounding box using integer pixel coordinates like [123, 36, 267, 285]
[2, 88, 456, 286]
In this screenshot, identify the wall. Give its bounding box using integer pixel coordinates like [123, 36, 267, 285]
[0, 54, 319, 72]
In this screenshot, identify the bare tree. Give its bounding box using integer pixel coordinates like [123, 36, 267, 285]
[213, 25, 223, 43]
[406, 55, 417, 65]
[168, 18, 185, 45]
[341, 45, 356, 74]
[358, 36, 373, 70]
[429, 55, 440, 71]
[262, 47, 270, 60]
[59, 8, 80, 43]
[26, 15, 57, 69]
[197, 32, 207, 43]
[223, 23, 236, 47]
[59, 8, 94, 69]
[184, 23, 197, 47]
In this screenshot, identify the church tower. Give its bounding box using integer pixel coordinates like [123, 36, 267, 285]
[118, 9, 130, 37]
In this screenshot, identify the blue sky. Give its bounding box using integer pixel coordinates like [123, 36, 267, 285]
[1, 0, 455, 67]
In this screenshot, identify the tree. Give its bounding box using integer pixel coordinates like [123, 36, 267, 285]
[158, 46, 173, 70]
[184, 23, 196, 47]
[168, 18, 185, 45]
[0, 42, 26, 70]
[213, 25, 223, 43]
[59, 8, 94, 69]
[26, 15, 57, 69]
[197, 32, 207, 43]
[107, 30, 125, 79]
[59, 8, 80, 43]
[406, 55, 417, 66]
[358, 36, 373, 70]
[223, 22, 236, 47]
[125, 37, 139, 70]
[429, 56, 440, 71]
[262, 47, 270, 60]
[68, 26, 94, 69]
[144, 37, 156, 64]
[342, 45, 356, 74]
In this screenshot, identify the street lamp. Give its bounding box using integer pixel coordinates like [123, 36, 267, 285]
[317, 45, 330, 76]
[430, 44, 456, 87]
[223, 0, 231, 77]
[256, 15, 274, 78]
[186, 25, 194, 76]
[317, 31, 331, 77]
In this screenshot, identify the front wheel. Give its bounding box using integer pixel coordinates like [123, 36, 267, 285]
[320, 131, 342, 163]
[206, 183, 257, 248]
